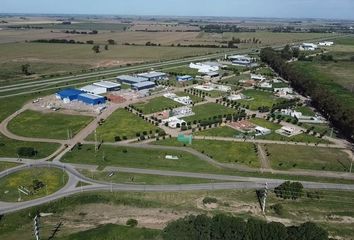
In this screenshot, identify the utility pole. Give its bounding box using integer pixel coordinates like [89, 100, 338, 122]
[33, 214, 40, 240]
[48, 222, 63, 240]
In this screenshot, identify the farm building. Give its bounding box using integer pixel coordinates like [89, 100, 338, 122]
[93, 81, 121, 91]
[116, 75, 148, 85]
[177, 75, 193, 81]
[80, 85, 107, 95]
[137, 71, 167, 81]
[56, 89, 84, 103]
[77, 93, 106, 105]
[132, 81, 156, 91]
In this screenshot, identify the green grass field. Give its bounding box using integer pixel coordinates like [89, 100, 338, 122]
[16, 22, 131, 31]
[0, 133, 60, 159]
[194, 126, 242, 138]
[8, 110, 93, 140]
[154, 139, 260, 168]
[163, 65, 199, 77]
[59, 224, 161, 240]
[295, 106, 316, 116]
[133, 96, 183, 114]
[265, 144, 351, 172]
[0, 167, 68, 202]
[62, 144, 220, 172]
[79, 169, 226, 185]
[183, 103, 236, 122]
[249, 118, 281, 131]
[239, 89, 281, 110]
[0, 162, 20, 172]
[87, 109, 161, 142]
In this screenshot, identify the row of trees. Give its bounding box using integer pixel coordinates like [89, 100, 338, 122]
[162, 214, 328, 240]
[260, 47, 354, 140]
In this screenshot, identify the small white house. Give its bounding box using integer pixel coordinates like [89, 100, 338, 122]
[318, 41, 334, 46]
[255, 126, 271, 136]
[251, 74, 266, 81]
[162, 117, 186, 129]
[301, 43, 318, 51]
[259, 82, 273, 88]
[280, 126, 295, 135]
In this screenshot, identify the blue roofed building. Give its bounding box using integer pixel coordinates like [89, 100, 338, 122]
[177, 75, 193, 81]
[132, 81, 156, 91]
[56, 89, 84, 102]
[77, 93, 106, 105]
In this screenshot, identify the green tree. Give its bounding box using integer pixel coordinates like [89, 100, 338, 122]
[21, 64, 32, 75]
[92, 45, 100, 53]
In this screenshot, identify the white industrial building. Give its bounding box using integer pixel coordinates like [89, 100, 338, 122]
[189, 62, 219, 73]
[251, 74, 266, 81]
[137, 71, 167, 81]
[318, 41, 334, 46]
[280, 109, 303, 119]
[93, 81, 121, 91]
[171, 106, 195, 118]
[80, 85, 107, 95]
[259, 82, 273, 88]
[301, 43, 318, 51]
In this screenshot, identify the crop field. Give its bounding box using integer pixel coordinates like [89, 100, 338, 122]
[239, 89, 281, 110]
[0, 133, 60, 159]
[183, 103, 236, 122]
[0, 167, 68, 202]
[133, 96, 183, 114]
[87, 109, 161, 142]
[62, 144, 220, 172]
[155, 138, 260, 168]
[265, 144, 351, 172]
[8, 110, 93, 140]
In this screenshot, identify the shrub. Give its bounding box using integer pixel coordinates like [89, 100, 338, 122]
[17, 147, 37, 157]
[126, 218, 138, 227]
[202, 197, 218, 205]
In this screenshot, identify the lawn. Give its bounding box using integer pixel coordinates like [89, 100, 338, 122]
[87, 109, 161, 142]
[194, 126, 242, 138]
[59, 224, 161, 240]
[7, 110, 93, 140]
[239, 89, 281, 110]
[163, 65, 199, 77]
[183, 103, 236, 122]
[0, 162, 20, 172]
[265, 144, 352, 172]
[154, 139, 260, 168]
[0, 133, 60, 159]
[258, 133, 329, 144]
[62, 144, 220, 173]
[249, 118, 282, 131]
[79, 169, 226, 185]
[132, 96, 183, 114]
[0, 167, 68, 202]
[295, 106, 316, 117]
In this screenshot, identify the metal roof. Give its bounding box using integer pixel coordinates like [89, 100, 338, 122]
[80, 85, 106, 92]
[93, 81, 121, 89]
[117, 75, 147, 83]
[137, 71, 166, 78]
[78, 93, 105, 100]
[132, 81, 156, 88]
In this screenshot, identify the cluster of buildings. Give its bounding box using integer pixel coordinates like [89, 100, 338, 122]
[228, 55, 258, 67]
[189, 62, 221, 79]
[117, 71, 167, 91]
[156, 106, 195, 129]
[163, 93, 193, 105]
[280, 109, 327, 124]
[228, 120, 271, 136]
[300, 41, 334, 51]
[194, 83, 231, 92]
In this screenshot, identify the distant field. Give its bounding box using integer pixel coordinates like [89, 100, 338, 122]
[133, 96, 183, 114]
[183, 103, 236, 122]
[0, 133, 60, 159]
[8, 110, 93, 140]
[87, 109, 161, 142]
[265, 144, 351, 172]
[9, 22, 131, 31]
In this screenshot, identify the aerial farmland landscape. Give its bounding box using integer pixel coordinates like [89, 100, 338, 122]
[0, 1, 354, 239]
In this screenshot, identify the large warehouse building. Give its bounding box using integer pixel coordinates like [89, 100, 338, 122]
[80, 85, 107, 95]
[137, 71, 167, 81]
[132, 81, 156, 91]
[77, 93, 106, 105]
[93, 81, 121, 91]
[56, 89, 84, 102]
[116, 75, 148, 85]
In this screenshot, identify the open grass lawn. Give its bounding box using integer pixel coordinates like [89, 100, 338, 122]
[302, 123, 334, 137]
[0, 133, 60, 159]
[87, 109, 161, 142]
[249, 118, 281, 131]
[220, 73, 251, 85]
[0, 167, 68, 202]
[335, 37, 354, 46]
[258, 132, 329, 144]
[133, 96, 183, 114]
[183, 103, 236, 122]
[154, 138, 259, 168]
[194, 126, 242, 138]
[62, 144, 220, 173]
[239, 89, 281, 110]
[294, 61, 354, 105]
[163, 65, 199, 77]
[79, 169, 225, 185]
[8, 110, 93, 140]
[265, 144, 351, 172]
[0, 162, 20, 172]
[59, 224, 161, 240]
[295, 106, 316, 116]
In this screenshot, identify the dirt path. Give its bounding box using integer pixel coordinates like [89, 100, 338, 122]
[257, 144, 272, 172]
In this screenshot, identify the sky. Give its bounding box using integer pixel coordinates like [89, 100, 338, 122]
[1, 0, 354, 20]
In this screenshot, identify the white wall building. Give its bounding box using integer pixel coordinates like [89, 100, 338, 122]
[255, 126, 271, 136]
[301, 43, 318, 51]
[318, 41, 334, 46]
[189, 62, 219, 73]
[162, 116, 186, 129]
[80, 85, 107, 95]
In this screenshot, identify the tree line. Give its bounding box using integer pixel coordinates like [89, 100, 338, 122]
[162, 214, 328, 240]
[260, 47, 354, 140]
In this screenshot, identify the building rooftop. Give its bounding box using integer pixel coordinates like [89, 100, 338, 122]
[93, 81, 121, 88]
[137, 71, 166, 78]
[132, 81, 156, 88]
[78, 93, 105, 100]
[117, 75, 147, 83]
[57, 89, 83, 97]
[80, 85, 106, 92]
